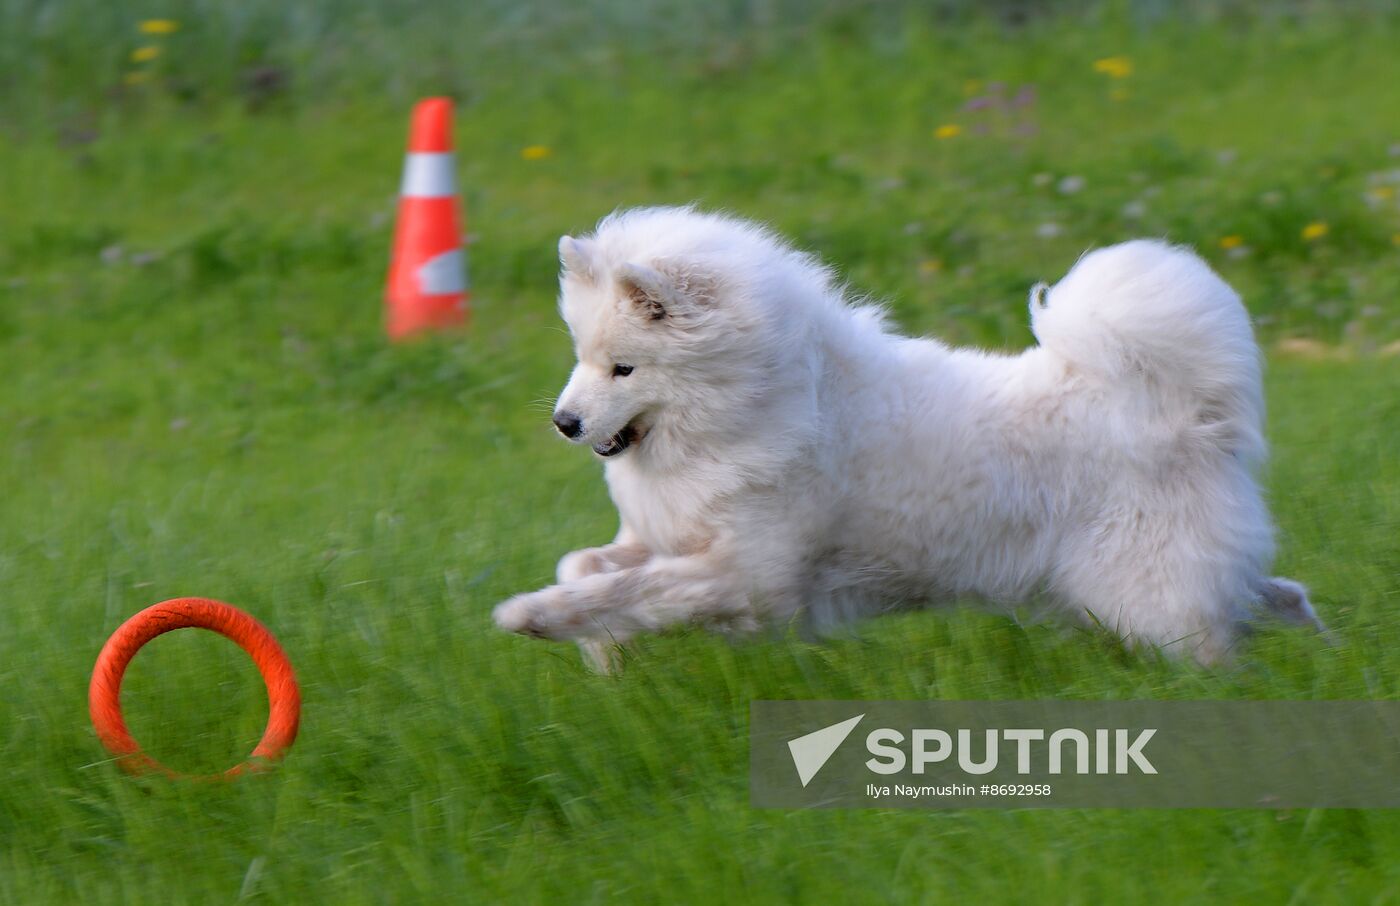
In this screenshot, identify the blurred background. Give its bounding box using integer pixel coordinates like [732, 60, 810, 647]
[2, 1, 1398, 902]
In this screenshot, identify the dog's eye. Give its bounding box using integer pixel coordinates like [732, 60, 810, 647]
[1031, 282, 1050, 310]
[612, 364, 634, 377]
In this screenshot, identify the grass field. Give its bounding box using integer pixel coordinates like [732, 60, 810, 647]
[2, 3, 1400, 902]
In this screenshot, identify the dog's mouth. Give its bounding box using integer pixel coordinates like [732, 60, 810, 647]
[592, 419, 647, 457]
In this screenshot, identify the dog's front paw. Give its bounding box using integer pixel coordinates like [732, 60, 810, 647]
[493, 588, 571, 639]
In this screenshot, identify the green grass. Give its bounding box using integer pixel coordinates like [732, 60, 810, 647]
[2, 6, 1400, 903]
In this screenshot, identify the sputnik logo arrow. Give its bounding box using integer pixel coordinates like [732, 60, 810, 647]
[787, 714, 865, 787]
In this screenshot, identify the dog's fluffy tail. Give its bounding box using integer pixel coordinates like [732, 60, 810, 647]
[1031, 240, 1265, 463]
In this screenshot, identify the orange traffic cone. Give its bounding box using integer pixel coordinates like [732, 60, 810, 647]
[385, 97, 470, 340]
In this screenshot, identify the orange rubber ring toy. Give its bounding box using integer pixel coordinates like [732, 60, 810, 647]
[88, 597, 300, 779]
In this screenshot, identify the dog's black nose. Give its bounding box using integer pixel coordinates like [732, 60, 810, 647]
[553, 411, 583, 439]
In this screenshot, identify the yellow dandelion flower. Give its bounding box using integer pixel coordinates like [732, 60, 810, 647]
[520, 145, 551, 161]
[933, 123, 962, 140]
[918, 258, 943, 275]
[1301, 222, 1329, 241]
[122, 71, 149, 85]
[1093, 56, 1133, 79]
[1368, 186, 1395, 201]
[139, 19, 180, 34]
[1109, 87, 1130, 102]
[130, 46, 160, 63]
[961, 79, 982, 96]
[1219, 235, 1244, 250]
[1392, 233, 1400, 247]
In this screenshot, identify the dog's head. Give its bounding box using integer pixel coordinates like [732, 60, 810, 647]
[550, 226, 731, 458]
[548, 207, 829, 460]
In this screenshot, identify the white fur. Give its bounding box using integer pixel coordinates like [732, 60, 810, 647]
[494, 206, 1321, 666]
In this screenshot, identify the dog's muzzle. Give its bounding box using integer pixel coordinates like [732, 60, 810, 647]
[592, 420, 644, 457]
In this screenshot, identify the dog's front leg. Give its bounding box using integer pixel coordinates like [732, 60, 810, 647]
[494, 552, 763, 644]
[553, 540, 651, 672]
[551, 528, 653, 668]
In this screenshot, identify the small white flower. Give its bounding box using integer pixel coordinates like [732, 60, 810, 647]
[1032, 172, 1054, 187]
[1036, 222, 1063, 239]
[1057, 175, 1086, 194]
[1121, 199, 1147, 219]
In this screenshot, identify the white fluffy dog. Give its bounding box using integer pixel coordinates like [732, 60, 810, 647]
[494, 206, 1322, 667]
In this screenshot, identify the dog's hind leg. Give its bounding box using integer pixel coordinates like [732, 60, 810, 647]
[1051, 523, 1255, 665]
[1257, 576, 1329, 635]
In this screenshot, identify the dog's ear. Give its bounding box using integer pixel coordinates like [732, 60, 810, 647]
[618, 260, 719, 322]
[559, 236, 596, 281]
[618, 262, 671, 320]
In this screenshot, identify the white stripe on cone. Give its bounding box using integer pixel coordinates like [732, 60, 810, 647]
[400, 152, 457, 198]
[415, 249, 467, 294]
